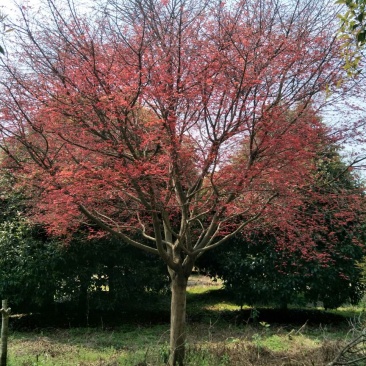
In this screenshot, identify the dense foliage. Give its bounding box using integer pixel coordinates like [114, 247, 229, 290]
[338, 0, 366, 45]
[0, 183, 169, 314]
[199, 145, 366, 309]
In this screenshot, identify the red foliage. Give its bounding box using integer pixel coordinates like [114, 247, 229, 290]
[0, 0, 355, 268]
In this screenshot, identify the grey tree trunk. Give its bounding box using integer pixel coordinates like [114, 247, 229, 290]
[1, 300, 10, 366]
[169, 273, 188, 366]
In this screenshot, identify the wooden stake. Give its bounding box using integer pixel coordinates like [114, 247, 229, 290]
[0, 300, 11, 366]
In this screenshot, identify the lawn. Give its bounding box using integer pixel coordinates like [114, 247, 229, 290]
[5, 275, 366, 365]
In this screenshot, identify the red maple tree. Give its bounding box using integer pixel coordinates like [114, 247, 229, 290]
[0, 0, 352, 364]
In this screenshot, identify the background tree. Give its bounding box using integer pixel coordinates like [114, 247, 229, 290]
[0, 175, 169, 316]
[338, 0, 366, 45]
[0, 174, 58, 311]
[199, 134, 366, 310]
[336, 0, 366, 74]
[0, 224, 170, 316]
[0, 0, 349, 364]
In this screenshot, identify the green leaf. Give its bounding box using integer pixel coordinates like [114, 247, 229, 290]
[357, 12, 364, 22]
[357, 30, 366, 43]
[0, 45, 4, 55]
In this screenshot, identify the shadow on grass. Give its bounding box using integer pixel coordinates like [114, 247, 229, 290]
[10, 288, 352, 331]
[186, 288, 349, 327]
[10, 305, 171, 330]
[189, 307, 348, 326]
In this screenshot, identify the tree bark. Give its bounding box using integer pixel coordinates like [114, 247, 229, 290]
[1, 300, 10, 366]
[169, 272, 188, 366]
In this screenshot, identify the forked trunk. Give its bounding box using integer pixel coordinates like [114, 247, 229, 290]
[169, 272, 188, 366]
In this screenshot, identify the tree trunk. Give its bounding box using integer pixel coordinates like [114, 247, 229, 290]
[169, 272, 188, 366]
[1, 300, 10, 366]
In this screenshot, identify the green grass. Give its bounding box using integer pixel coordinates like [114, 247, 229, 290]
[5, 278, 366, 365]
[8, 324, 344, 366]
[7, 326, 171, 365]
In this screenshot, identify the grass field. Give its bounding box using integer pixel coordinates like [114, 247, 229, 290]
[5, 275, 366, 365]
